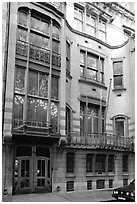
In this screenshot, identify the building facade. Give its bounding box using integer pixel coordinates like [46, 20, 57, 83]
[2, 2, 135, 196]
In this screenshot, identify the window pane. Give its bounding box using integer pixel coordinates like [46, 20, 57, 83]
[99, 30, 106, 41]
[50, 102, 58, 125]
[15, 67, 25, 93]
[27, 97, 47, 124]
[18, 11, 28, 27]
[31, 16, 49, 34]
[28, 71, 38, 95]
[86, 24, 95, 36]
[86, 154, 93, 172]
[67, 152, 75, 172]
[114, 75, 122, 87]
[96, 155, 106, 172]
[93, 117, 98, 133]
[14, 95, 24, 120]
[113, 62, 123, 75]
[39, 73, 48, 97]
[108, 155, 114, 172]
[52, 25, 60, 39]
[115, 120, 124, 136]
[87, 116, 92, 133]
[16, 146, 32, 157]
[80, 52, 85, 64]
[30, 33, 49, 49]
[51, 77, 58, 99]
[52, 40, 59, 53]
[87, 55, 97, 68]
[87, 69, 97, 80]
[17, 28, 27, 42]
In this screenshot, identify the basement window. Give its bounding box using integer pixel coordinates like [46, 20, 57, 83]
[66, 181, 74, 191]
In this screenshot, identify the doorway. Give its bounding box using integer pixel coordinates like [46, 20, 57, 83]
[13, 145, 51, 194]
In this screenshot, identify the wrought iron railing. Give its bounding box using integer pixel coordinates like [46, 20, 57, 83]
[16, 40, 28, 57]
[16, 41, 61, 67]
[13, 119, 59, 135]
[66, 131, 134, 151]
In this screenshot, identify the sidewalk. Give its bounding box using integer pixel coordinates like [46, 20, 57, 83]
[3, 189, 115, 202]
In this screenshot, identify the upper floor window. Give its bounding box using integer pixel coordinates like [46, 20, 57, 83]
[18, 10, 28, 27]
[86, 14, 96, 37]
[66, 41, 70, 73]
[113, 61, 123, 88]
[123, 155, 128, 172]
[95, 154, 106, 173]
[113, 115, 129, 138]
[80, 50, 104, 83]
[31, 16, 49, 35]
[74, 6, 84, 32]
[98, 20, 106, 41]
[108, 155, 115, 172]
[86, 154, 93, 172]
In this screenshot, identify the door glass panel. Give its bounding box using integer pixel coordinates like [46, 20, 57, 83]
[48, 160, 50, 178]
[16, 146, 32, 156]
[21, 179, 29, 188]
[36, 147, 50, 157]
[37, 179, 45, 187]
[21, 160, 30, 177]
[37, 160, 45, 177]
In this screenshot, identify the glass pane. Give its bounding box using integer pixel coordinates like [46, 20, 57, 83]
[18, 11, 28, 27]
[31, 16, 49, 34]
[116, 120, 124, 136]
[93, 117, 98, 133]
[27, 97, 48, 125]
[79, 10, 83, 20]
[15, 67, 25, 93]
[48, 160, 50, 178]
[28, 71, 38, 95]
[52, 25, 60, 39]
[51, 77, 58, 99]
[80, 52, 85, 64]
[30, 33, 49, 49]
[113, 62, 123, 75]
[21, 179, 29, 188]
[16, 146, 32, 156]
[66, 42, 70, 59]
[52, 40, 59, 53]
[36, 147, 50, 157]
[37, 179, 45, 187]
[14, 95, 24, 120]
[17, 28, 27, 42]
[100, 59, 104, 71]
[87, 69, 97, 80]
[99, 30, 106, 41]
[100, 73, 104, 83]
[37, 160, 45, 177]
[86, 24, 95, 36]
[88, 117, 92, 133]
[39, 73, 48, 97]
[21, 160, 29, 177]
[87, 55, 97, 68]
[87, 105, 98, 116]
[50, 102, 58, 126]
[114, 75, 122, 87]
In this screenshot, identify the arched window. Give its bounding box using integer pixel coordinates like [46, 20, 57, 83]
[113, 115, 129, 137]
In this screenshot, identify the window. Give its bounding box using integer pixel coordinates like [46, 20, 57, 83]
[98, 20, 106, 41]
[66, 152, 75, 173]
[108, 155, 115, 172]
[113, 61, 123, 88]
[115, 117, 124, 137]
[66, 41, 70, 73]
[95, 154, 106, 173]
[96, 180, 105, 189]
[80, 102, 105, 134]
[123, 178, 128, 186]
[87, 180, 92, 190]
[80, 50, 104, 83]
[18, 10, 28, 27]
[50, 102, 58, 128]
[31, 16, 49, 34]
[109, 179, 113, 188]
[51, 76, 58, 100]
[123, 155, 128, 172]
[15, 66, 25, 93]
[74, 6, 84, 32]
[66, 181, 74, 191]
[86, 154, 93, 172]
[86, 14, 96, 37]
[13, 95, 24, 125]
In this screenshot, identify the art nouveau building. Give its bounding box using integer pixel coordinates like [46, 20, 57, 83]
[2, 2, 135, 196]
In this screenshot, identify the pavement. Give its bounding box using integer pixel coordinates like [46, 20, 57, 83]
[2, 189, 116, 202]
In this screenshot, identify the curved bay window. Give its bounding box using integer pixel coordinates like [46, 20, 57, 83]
[13, 8, 60, 133]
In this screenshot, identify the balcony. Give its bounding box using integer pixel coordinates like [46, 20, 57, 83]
[12, 119, 60, 136]
[16, 41, 61, 67]
[66, 131, 134, 152]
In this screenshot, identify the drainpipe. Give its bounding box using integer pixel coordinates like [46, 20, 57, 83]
[2, 2, 11, 136]
[105, 78, 112, 132]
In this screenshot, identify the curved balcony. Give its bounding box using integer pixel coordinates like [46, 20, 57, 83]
[66, 131, 134, 152]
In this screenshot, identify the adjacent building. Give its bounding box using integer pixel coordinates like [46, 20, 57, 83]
[2, 2, 135, 196]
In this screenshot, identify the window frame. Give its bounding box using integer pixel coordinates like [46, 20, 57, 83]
[66, 152, 75, 173]
[122, 155, 128, 173]
[74, 6, 84, 32]
[113, 61, 123, 88]
[86, 153, 93, 172]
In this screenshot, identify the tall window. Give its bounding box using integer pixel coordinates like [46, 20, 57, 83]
[80, 102, 105, 134]
[115, 117, 125, 137]
[74, 6, 84, 32]
[123, 155, 128, 172]
[98, 20, 106, 41]
[66, 152, 75, 173]
[95, 154, 106, 173]
[80, 50, 104, 83]
[113, 61, 123, 88]
[108, 155, 115, 172]
[86, 14, 96, 36]
[86, 154, 93, 172]
[66, 41, 70, 73]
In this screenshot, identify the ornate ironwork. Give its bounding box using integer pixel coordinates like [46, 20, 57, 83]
[16, 40, 28, 57]
[66, 131, 134, 151]
[29, 45, 50, 64]
[52, 52, 61, 67]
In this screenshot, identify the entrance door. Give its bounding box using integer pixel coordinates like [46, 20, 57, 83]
[13, 145, 51, 194]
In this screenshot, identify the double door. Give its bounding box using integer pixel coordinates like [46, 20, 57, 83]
[13, 145, 51, 194]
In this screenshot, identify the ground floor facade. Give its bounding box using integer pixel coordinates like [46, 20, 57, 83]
[2, 135, 135, 196]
